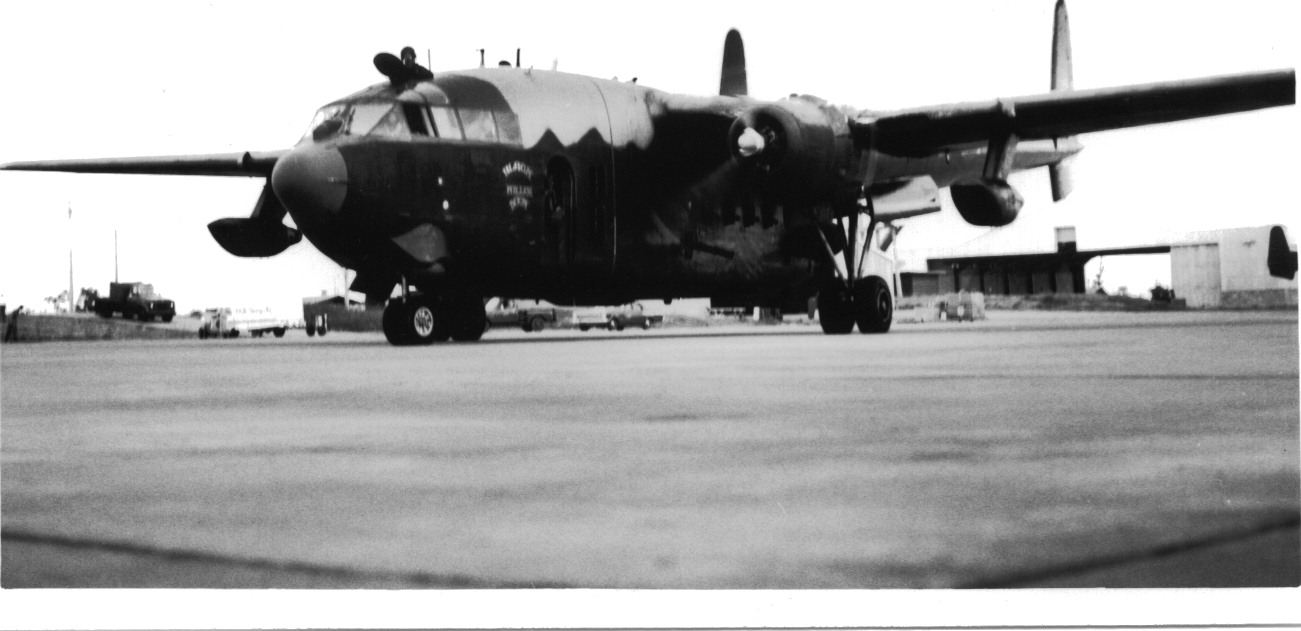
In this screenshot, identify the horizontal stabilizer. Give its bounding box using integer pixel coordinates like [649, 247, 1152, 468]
[870, 176, 943, 223]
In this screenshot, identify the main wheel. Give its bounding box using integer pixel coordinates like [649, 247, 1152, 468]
[854, 277, 893, 334]
[273, 327, 286, 338]
[384, 298, 440, 345]
[817, 281, 855, 335]
[447, 296, 487, 342]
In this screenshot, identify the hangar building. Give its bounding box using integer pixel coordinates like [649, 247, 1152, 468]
[903, 225, 1297, 308]
[1171, 226, 1297, 308]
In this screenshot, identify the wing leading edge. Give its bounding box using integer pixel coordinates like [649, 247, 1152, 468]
[0, 150, 287, 177]
[856, 69, 1295, 157]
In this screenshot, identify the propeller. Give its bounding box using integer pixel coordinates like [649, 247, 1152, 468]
[374, 49, 434, 85]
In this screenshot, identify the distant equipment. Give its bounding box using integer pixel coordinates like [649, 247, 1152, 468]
[90, 282, 176, 322]
[198, 307, 288, 339]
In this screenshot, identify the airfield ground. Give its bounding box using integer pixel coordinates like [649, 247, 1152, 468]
[1, 310, 1297, 590]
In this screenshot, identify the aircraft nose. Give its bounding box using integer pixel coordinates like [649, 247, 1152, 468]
[271, 145, 347, 219]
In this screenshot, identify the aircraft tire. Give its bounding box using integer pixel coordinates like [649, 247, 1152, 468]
[448, 297, 486, 342]
[381, 302, 405, 344]
[274, 327, 286, 338]
[853, 277, 893, 334]
[818, 282, 855, 335]
[383, 299, 437, 345]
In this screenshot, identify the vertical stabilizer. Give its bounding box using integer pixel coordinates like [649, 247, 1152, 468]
[1048, 0, 1077, 201]
[1051, 0, 1073, 91]
[720, 29, 748, 97]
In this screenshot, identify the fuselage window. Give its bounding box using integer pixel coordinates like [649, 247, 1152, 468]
[429, 106, 463, 140]
[459, 108, 499, 142]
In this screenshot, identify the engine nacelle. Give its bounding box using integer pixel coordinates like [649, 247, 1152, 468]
[729, 97, 851, 205]
[208, 217, 302, 257]
[949, 180, 1024, 227]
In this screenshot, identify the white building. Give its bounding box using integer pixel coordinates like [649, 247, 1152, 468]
[1170, 226, 1297, 308]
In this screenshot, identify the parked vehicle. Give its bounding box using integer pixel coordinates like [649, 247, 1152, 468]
[573, 303, 663, 331]
[199, 307, 288, 339]
[610, 303, 663, 330]
[89, 282, 176, 322]
[486, 298, 565, 332]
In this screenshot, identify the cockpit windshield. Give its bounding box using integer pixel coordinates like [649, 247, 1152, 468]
[300, 103, 412, 143]
[300, 100, 522, 146]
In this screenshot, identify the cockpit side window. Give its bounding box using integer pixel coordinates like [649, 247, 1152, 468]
[459, 108, 498, 142]
[428, 106, 463, 140]
[495, 111, 522, 146]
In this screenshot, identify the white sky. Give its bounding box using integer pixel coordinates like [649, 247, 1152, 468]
[1, 0, 1297, 315]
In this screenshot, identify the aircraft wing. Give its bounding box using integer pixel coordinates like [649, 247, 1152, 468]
[0, 150, 287, 177]
[855, 69, 1295, 157]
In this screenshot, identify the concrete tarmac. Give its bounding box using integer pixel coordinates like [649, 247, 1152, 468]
[2, 311, 1297, 588]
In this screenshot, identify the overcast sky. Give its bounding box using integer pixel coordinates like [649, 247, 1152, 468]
[1, 0, 1296, 315]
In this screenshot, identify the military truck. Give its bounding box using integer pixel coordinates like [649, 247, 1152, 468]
[91, 282, 176, 322]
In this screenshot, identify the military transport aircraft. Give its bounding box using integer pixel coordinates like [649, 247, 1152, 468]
[2, 1, 1294, 345]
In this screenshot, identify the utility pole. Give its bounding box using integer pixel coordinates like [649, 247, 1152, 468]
[68, 203, 74, 314]
[114, 229, 119, 283]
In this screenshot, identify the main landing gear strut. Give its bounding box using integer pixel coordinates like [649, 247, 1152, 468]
[382, 279, 487, 346]
[816, 191, 893, 335]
